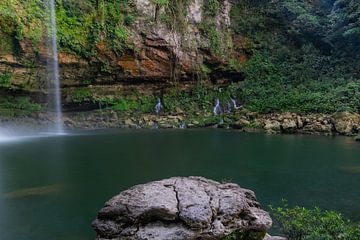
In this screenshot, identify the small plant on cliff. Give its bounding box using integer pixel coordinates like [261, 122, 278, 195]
[73, 88, 92, 102]
[152, 0, 169, 7]
[203, 0, 220, 17]
[0, 96, 42, 116]
[0, 73, 12, 88]
[270, 202, 360, 240]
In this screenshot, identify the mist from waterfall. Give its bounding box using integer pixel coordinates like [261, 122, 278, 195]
[47, 0, 63, 133]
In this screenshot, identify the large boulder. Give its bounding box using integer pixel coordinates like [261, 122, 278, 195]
[331, 112, 360, 135]
[281, 119, 298, 133]
[264, 120, 281, 133]
[92, 176, 272, 240]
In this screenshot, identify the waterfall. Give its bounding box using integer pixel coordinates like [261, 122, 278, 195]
[47, 0, 63, 133]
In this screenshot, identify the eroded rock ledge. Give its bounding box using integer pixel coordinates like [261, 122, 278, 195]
[92, 176, 272, 240]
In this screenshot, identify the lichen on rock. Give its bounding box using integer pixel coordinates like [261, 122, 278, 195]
[92, 176, 272, 240]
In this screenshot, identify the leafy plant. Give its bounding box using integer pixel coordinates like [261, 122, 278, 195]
[0, 73, 12, 88]
[73, 88, 92, 102]
[203, 0, 220, 17]
[270, 202, 360, 240]
[0, 96, 42, 116]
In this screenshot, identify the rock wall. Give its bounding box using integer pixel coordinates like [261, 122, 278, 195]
[0, 0, 240, 97]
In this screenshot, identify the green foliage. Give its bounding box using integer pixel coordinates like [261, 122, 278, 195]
[73, 88, 92, 102]
[161, 0, 191, 33]
[238, 53, 360, 113]
[152, 0, 169, 7]
[95, 95, 155, 113]
[0, 73, 12, 88]
[199, 0, 230, 58]
[112, 98, 139, 111]
[203, 0, 219, 17]
[0, 95, 42, 116]
[114, 27, 127, 41]
[0, 0, 45, 45]
[199, 23, 224, 56]
[56, 2, 94, 56]
[124, 14, 136, 26]
[55, 0, 132, 57]
[229, 0, 360, 114]
[270, 202, 360, 240]
[328, 0, 360, 53]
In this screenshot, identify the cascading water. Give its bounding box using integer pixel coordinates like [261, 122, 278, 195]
[47, 0, 63, 133]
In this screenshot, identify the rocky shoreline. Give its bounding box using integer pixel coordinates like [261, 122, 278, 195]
[1, 109, 360, 139]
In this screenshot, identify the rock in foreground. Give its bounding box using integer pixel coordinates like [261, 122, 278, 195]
[92, 176, 272, 240]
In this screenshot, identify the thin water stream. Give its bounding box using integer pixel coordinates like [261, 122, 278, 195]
[47, 0, 63, 133]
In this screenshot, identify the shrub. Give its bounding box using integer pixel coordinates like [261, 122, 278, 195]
[270, 202, 360, 240]
[0, 96, 42, 116]
[238, 53, 360, 113]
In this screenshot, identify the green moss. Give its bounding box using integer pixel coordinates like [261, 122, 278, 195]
[161, 0, 191, 33]
[0, 95, 42, 116]
[0, 0, 45, 45]
[112, 98, 139, 111]
[203, 0, 220, 17]
[0, 73, 12, 88]
[152, 0, 169, 8]
[199, 0, 230, 58]
[199, 23, 224, 56]
[94, 95, 155, 113]
[73, 88, 92, 102]
[0, 32, 15, 54]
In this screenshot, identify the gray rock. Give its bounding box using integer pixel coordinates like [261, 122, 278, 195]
[355, 135, 360, 142]
[92, 176, 272, 240]
[264, 120, 281, 132]
[301, 122, 333, 135]
[281, 119, 297, 133]
[264, 234, 288, 240]
[331, 112, 360, 135]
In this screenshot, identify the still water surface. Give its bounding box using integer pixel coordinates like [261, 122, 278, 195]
[0, 129, 359, 239]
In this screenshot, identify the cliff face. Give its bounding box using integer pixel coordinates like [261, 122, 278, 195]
[0, 0, 241, 96]
[1, 0, 359, 116]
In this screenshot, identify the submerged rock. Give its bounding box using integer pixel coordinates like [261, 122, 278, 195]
[92, 176, 272, 240]
[264, 234, 287, 240]
[355, 135, 360, 142]
[264, 120, 281, 133]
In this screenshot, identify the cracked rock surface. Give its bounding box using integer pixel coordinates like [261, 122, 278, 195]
[92, 176, 272, 240]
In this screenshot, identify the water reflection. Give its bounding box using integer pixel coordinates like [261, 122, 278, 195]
[0, 130, 359, 240]
[4, 184, 64, 199]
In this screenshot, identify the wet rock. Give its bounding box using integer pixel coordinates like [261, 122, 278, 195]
[158, 123, 173, 129]
[92, 176, 272, 240]
[355, 135, 360, 142]
[296, 116, 304, 128]
[264, 120, 281, 132]
[264, 234, 288, 240]
[331, 112, 360, 135]
[281, 119, 297, 133]
[301, 122, 333, 135]
[232, 118, 250, 129]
